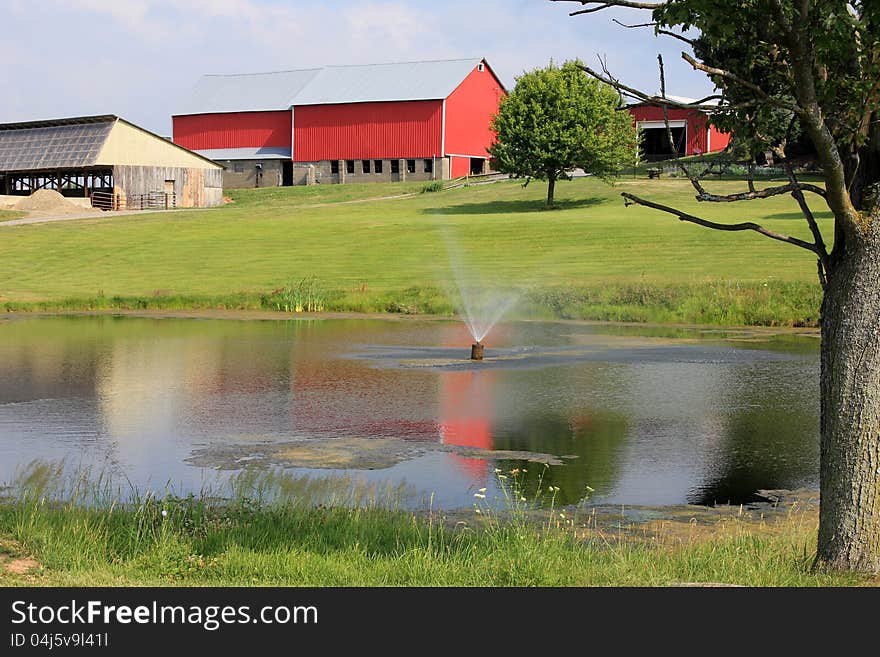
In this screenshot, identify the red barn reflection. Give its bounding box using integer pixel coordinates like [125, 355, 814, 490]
[439, 369, 494, 482]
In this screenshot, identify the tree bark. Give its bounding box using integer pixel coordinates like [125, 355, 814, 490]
[546, 174, 556, 209]
[817, 225, 880, 574]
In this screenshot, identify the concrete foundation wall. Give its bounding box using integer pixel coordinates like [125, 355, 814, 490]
[214, 155, 456, 188]
[307, 157, 448, 184]
[215, 159, 286, 189]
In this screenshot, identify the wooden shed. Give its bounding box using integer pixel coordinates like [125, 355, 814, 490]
[0, 115, 224, 209]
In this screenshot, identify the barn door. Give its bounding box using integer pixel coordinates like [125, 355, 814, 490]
[164, 180, 175, 209]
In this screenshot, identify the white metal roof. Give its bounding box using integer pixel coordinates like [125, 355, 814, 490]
[176, 58, 488, 115]
[293, 58, 483, 106]
[196, 147, 291, 160]
[176, 69, 321, 115]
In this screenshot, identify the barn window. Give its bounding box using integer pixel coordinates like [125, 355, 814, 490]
[424, 159, 433, 173]
[390, 160, 400, 174]
[233, 162, 244, 173]
[406, 159, 416, 174]
[478, 62, 484, 72]
[331, 160, 339, 174]
[346, 160, 355, 174]
[362, 160, 371, 174]
[374, 160, 383, 173]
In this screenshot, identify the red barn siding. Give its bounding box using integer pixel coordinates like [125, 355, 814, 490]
[444, 61, 506, 158]
[450, 156, 472, 178]
[708, 125, 731, 152]
[173, 111, 291, 151]
[293, 100, 443, 161]
[628, 105, 730, 155]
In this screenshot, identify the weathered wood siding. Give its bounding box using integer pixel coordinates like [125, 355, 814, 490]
[113, 165, 223, 208]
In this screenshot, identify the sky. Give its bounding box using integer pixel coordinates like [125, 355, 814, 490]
[1, 0, 714, 135]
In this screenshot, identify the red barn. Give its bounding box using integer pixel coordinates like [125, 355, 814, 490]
[173, 58, 506, 188]
[628, 96, 731, 161]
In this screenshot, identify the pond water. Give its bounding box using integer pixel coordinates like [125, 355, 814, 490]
[0, 315, 820, 509]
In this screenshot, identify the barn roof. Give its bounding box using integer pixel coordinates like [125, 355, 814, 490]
[197, 146, 291, 161]
[0, 116, 116, 171]
[628, 95, 720, 109]
[176, 69, 322, 115]
[176, 58, 489, 115]
[0, 115, 221, 172]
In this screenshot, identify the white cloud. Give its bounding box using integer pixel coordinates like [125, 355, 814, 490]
[1, 0, 714, 134]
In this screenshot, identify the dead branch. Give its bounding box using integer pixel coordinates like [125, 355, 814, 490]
[550, 1, 666, 16]
[694, 182, 828, 203]
[577, 63, 754, 112]
[784, 163, 830, 279]
[681, 53, 805, 116]
[621, 192, 823, 254]
[611, 19, 696, 45]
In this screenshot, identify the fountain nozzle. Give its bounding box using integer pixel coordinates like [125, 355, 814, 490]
[470, 342, 484, 361]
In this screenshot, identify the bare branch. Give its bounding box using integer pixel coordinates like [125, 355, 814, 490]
[621, 192, 823, 254]
[549, 1, 666, 16]
[784, 163, 830, 279]
[611, 19, 696, 45]
[577, 63, 754, 112]
[681, 53, 805, 116]
[695, 182, 828, 203]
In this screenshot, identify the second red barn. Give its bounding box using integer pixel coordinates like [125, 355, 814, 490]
[173, 58, 506, 188]
[628, 96, 731, 161]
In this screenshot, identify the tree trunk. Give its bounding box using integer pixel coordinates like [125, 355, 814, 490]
[546, 175, 556, 209]
[816, 227, 880, 574]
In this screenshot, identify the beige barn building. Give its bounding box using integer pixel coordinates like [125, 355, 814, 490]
[0, 115, 223, 209]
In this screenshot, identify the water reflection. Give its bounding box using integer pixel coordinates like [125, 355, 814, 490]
[0, 316, 820, 508]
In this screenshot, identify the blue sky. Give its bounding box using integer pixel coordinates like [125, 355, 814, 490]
[2, 0, 713, 135]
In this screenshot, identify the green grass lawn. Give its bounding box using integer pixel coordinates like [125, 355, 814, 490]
[0, 176, 832, 325]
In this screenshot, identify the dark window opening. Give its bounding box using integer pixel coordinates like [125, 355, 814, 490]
[406, 159, 416, 174]
[282, 161, 293, 186]
[469, 158, 484, 175]
[233, 162, 244, 173]
[374, 160, 383, 173]
[390, 159, 400, 174]
[424, 159, 433, 174]
[346, 160, 355, 174]
[331, 160, 339, 174]
[640, 127, 686, 161]
[362, 160, 371, 174]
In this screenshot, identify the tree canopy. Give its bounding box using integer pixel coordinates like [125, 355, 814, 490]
[488, 60, 637, 207]
[552, 0, 880, 574]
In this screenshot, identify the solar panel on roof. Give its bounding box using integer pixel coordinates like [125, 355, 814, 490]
[0, 121, 114, 171]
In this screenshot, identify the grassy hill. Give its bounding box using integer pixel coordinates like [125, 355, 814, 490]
[0, 176, 830, 325]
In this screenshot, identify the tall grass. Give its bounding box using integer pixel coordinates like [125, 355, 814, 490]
[3, 279, 821, 327]
[0, 463, 869, 586]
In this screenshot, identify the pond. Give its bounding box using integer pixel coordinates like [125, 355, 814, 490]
[0, 315, 820, 509]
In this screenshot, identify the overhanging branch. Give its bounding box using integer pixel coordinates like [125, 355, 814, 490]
[578, 63, 754, 112]
[611, 19, 696, 46]
[681, 52, 805, 117]
[549, 1, 666, 16]
[695, 182, 827, 203]
[784, 163, 830, 282]
[621, 192, 823, 255]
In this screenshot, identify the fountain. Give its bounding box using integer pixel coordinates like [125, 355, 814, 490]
[442, 228, 521, 361]
[470, 342, 484, 361]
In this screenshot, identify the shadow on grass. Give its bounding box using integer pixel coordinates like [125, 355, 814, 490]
[422, 197, 603, 215]
[761, 211, 834, 221]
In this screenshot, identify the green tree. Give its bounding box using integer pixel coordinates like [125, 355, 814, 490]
[553, 0, 880, 574]
[488, 60, 637, 208]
